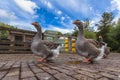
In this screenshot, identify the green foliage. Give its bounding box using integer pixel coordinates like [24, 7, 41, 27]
[113, 19, 120, 52]
[72, 26, 79, 37]
[84, 18, 90, 29]
[0, 22, 15, 39]
[72, 27, 96, 39]
[0, 22, 14, 28]
[97, 12, 120, 52]
[57, 31, 62, 35]
[98, 12, 114, 30]
[0, 30, 9, 39]
[84, 29, 96, 39]
[97, 12, 115, 50]
[72, 19, 96, 39]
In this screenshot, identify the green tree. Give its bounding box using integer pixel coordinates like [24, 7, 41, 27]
[84, 18, 90, 29]
[97, 12, 114, 50]
[0, 22, 15, 39]
[57, 31, 62, 35]
[72, 26, 79, 37]
[113, 18, 120, 52]
[98, 12, 114, 30]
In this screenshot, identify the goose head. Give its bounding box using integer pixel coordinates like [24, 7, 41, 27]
[31, 22, 40, 27]
[73, 20, 84, 35]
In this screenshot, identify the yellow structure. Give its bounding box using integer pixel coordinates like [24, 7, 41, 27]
[71, 39, 76, 52]
[64, 37, 76, 53]
[64, 38, 69, 52]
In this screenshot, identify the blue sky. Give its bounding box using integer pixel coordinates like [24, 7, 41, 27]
[0, 0, 120, 33]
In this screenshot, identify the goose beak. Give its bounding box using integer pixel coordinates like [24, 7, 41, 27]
[73, 21, 76, 24]
[31, 22, 38, 26]
[31, 22, 35, 25]
[73, 21, 78, 24]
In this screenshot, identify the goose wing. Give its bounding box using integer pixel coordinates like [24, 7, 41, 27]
[84, 40, 100, 56]
[87, 39, 99, 48]
[41, 40, 59, 49]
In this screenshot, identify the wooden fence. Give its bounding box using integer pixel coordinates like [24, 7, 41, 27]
[0, 40, 32, 54]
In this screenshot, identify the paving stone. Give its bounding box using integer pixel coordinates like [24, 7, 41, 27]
[45, 69, 60, 75]
[54, 73, 76, 80]
[108, 71, 120, 76]
[29, 65, 44, 73]
[12, 64, 20, 68]
[0, 53, 120, 80]
[79, 68, 99, 73]
[21, 71, 34, 79]
[40, 66, 50, 70]
[2, 76, 19, 80]
[49, 66, 76, 75]
[0, 63, 6, 69]
[28, 63, 34, 66]
[98, 77, 110, 80]
[105, 68, 120, 72]
[22, 77, 37, 80]
[32, 68, 44, 73]
[6, 67, 19, 77]
[73, 74, 94, 80]
[76, 70, 102, 79]
[99, 72, 118, 80]
[36, 72, 56, 80]
[21, 62, 28, 68]
[1, 62, 15, 71]
[21, 67, 30, 72]
[0, 72, 7, 79]
[56, 65, 75, 70]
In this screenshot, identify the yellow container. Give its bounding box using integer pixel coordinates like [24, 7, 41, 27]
[72, 48, 76, 52]
[65, 44, 68, 47]
[72, 39, 76, 42]
[65, 48, 69, 52]
[64, 39, 68, 43]
[72, 43, 75, 47]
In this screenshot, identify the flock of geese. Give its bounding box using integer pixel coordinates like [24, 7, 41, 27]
[31, 20, 110, 64]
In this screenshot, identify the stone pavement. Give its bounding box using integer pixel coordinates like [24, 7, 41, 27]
[0, 53, 120, 80]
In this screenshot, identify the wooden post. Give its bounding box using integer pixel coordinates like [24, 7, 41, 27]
[9, 33, 15, 51]
[23, 34, 26, 42]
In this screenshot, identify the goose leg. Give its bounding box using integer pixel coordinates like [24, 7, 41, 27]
[82, 58, 92, 63]
[37, 57, 46, 62]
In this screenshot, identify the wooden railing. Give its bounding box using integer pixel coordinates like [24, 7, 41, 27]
[0, 40, 32, 54]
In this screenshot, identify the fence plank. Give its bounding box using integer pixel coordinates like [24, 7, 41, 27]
[0, 40, 32, 54]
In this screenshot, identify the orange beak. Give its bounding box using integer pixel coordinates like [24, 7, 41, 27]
[73, 21, 75, 24]
[31, 22, 35, 25]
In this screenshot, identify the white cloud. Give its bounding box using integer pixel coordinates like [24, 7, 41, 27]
[47, 2, 53, 9]
[42, 0, 53, 9]
[57, 10, 62, 15]
[9, 21, 36, 31]
[54, 0, 91, 15]
[0, 9, 17, 21]
[111, 0, 120, 22]
[61, 17, 65, 21]
[43, 25, 73, 34]
[111, 0, 120, 11]
[14, 0, 38, 14]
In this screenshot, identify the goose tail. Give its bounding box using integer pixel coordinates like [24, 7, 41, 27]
[94, 43, 107, 61]
[51, 44, 63, 59]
